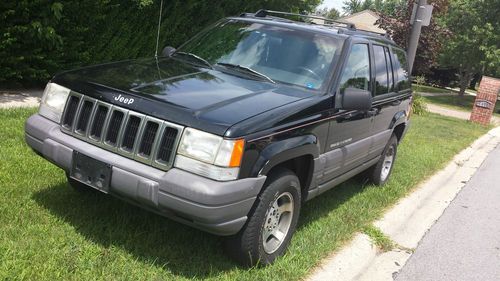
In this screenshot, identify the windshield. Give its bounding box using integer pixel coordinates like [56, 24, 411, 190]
[176, 19, 343, 90]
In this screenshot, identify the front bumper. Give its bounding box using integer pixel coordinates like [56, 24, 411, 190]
[25, 114, 266, 236]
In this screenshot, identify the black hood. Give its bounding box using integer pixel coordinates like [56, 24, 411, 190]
[52, 57, 314, 136]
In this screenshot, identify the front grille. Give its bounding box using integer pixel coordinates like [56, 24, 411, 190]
[75, 100, 93, 133]
[139, 121, 159, 157]
[121, 115, 141, 151]
[90, 105, 109, 139]
[62, 95, 80, 128]
[105, 111, 124, 145]
[60, 92, 183, 170]
[157, 127, 179, 163]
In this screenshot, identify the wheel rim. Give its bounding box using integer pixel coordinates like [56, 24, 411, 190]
[262, 192, 294, 254]
[380, 145, 395, 182]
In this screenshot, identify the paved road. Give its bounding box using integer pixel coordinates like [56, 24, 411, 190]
[396, 144, 500, 281]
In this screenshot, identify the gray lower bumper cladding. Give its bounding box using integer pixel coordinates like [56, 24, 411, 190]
[25, 114, 266, 236]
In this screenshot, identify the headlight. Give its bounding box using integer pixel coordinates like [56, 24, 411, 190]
[175, 128, 245, 181]
[38, 83, 71, 123]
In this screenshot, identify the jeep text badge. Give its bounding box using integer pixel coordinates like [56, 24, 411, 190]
[114, 94, 134, 105]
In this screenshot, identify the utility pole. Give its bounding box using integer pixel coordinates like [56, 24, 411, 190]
[407, 0, 433, 75]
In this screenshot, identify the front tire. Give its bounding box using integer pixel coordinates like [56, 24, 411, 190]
[369, 134, 398, 185]
[224, 168, 301, 267]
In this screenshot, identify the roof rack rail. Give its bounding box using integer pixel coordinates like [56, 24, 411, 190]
[338, 27, 390, 39]
[240, 9, 392, 41]
[248, 9, 357, 30]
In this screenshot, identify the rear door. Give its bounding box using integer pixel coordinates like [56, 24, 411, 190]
[367, 44, 397, 159]
[321, 40, 374, 183]
[367, 44, 411, 159]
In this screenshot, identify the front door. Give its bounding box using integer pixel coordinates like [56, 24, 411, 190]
[321, 42, 374, 184]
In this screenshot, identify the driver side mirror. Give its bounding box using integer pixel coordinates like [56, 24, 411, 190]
[162, 46, 176, 57]
[341, 88, 372, 111]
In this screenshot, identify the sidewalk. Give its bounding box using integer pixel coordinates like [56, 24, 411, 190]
[396, 143, 500, 281]
[0, 89, 43, 109]
[307, 127, 500, 281]
[426, 103, 500, 126]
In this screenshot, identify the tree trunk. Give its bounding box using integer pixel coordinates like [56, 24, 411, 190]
[469, 73, 481, 90]
[458, 69, 473, 104]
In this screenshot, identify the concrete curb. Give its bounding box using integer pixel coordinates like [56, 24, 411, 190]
[307, 126, 500, 281]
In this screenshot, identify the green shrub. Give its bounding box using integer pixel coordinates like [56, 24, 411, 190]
[0, 0, 320, 86]
[414, 75, 426, 93]
[412, 93, 427, 116]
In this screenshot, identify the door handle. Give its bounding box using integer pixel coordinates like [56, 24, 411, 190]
[367, 108, 379, 117]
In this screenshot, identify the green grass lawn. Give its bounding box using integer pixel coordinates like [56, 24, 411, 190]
[422, 94, 500, 117]
[412, 84, 453, 94]
[0, 108, 490, 280]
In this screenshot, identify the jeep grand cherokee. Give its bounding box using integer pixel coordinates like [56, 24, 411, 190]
[25, 10, 412, 266]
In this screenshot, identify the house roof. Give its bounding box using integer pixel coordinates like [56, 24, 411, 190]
[340, 9, 381, 21]
[339, 10, 386, 34]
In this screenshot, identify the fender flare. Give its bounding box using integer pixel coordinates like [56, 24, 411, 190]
[390, 110, 407, 129]
[252, 134, 319, 177]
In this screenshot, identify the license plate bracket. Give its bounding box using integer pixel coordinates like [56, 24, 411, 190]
[70, 151, 112, 193]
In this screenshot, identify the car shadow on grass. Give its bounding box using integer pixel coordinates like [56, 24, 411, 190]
[298, 176, 368, 230]
[32, 176, 367, 278]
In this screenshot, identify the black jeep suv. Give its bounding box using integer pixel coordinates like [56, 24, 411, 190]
[25, 10, 411, 266]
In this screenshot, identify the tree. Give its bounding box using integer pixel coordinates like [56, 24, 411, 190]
[439, 0, 500, 98]
[343, 0, 407, 15]
[343, 0, 363, 14]
[377, 0, 450, 76]
[316, 7, 340, 19]
[362, 0, 374, 10]
[327, 8, 341, 19]
[373, 0, 406, 17]
[0, 0, 321, 86]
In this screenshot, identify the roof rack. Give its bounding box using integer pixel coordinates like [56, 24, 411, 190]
[246, 9, 356, 30]
[240, 9, 391, 40]
[338, 27, 390, 38]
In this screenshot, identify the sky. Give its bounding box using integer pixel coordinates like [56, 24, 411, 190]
[317, 0, 345, 12]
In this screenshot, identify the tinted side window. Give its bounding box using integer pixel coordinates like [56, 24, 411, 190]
[392, 48, 411, 91]
[340, 44, 371, 92]
[373, 45, 389, 95]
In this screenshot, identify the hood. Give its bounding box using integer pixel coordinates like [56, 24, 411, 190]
[52, 57, 314, 136]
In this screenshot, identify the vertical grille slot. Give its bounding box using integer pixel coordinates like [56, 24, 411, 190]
[105, 111, 124, 145]
[138, 121, 159, 157]
[75, 100, 94, 133]
[121, 116, 141, 151]
[62, 95, 80, 128]
[90, 105, 109, 139]
[156, 127, 179, 163]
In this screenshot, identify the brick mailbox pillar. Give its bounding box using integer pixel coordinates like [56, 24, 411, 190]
[470, 76, 500, 126]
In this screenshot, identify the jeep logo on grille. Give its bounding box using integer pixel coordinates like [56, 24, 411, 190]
[114, 94, 134, 105]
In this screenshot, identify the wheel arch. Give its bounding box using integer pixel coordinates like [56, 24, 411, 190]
[252, 135, 319, 201]
[390, 110, 408, 142]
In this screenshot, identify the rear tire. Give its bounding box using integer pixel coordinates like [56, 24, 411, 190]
[224, 168, 301, 267]
[369, 134, 398, 186]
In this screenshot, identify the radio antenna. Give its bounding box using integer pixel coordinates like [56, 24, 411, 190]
[154, 0, 164, 58]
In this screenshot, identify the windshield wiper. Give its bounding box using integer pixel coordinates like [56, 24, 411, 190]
[216, 63, 275, 84]
[173, 52, 212, 69]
